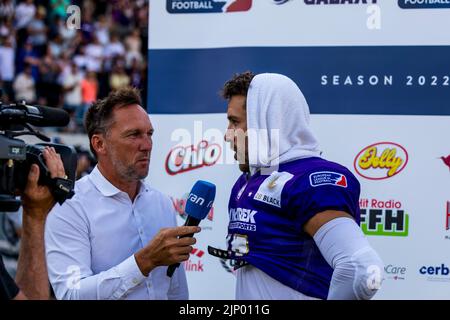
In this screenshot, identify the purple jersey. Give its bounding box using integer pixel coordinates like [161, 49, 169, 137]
[227, 157, 361, 299]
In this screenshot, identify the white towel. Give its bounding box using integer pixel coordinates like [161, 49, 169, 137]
[246, 73, 321, 174]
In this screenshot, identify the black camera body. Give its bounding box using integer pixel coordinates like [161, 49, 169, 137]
[0, 101, 76, 212]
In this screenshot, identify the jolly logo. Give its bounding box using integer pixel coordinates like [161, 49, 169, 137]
[354, 142, 408, 180]
[165, 140, 221, 175]
[167, 0, 252, 14]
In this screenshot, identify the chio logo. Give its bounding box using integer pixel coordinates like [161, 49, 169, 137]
[165, 140, 221, 175]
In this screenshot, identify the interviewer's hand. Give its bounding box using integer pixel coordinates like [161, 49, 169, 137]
[21, 147, 66, 221]
[134, 226, 201, 276]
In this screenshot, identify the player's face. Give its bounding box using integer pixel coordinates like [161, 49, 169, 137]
[225, 95, 249, 172]
[105, 104, 154, 181]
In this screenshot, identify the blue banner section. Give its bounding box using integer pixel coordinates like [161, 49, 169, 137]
[148, 46, 450, 115]
[398, 0, 450, 9]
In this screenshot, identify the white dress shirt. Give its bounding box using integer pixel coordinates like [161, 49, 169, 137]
[45, 166, 188, 300]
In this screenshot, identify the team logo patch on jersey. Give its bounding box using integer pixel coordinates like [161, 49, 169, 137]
[253, 171, 294, 208]
[309, 171, 348, 188]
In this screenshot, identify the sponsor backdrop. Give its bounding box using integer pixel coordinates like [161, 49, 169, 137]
[147, 0, 450, 299]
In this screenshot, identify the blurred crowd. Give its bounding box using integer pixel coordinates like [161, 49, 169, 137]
[0, 0, 149, 133]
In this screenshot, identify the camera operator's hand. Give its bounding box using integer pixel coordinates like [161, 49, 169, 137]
[15, 147, 66, 300]
[21, 147, 66, 220]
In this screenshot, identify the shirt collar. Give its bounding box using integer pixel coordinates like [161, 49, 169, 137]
[89, 166, 149, 198]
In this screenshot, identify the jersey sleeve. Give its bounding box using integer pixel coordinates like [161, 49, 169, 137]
[288, 169, 361, 230]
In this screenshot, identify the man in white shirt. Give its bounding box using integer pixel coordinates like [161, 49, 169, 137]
[62, 63, 83, 112]
[45, 87, 199, 300]
[13, 65, 35, 103]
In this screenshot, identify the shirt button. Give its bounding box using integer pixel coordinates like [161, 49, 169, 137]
[132, 278, 139, 285]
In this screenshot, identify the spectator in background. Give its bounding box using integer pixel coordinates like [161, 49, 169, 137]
[16, 41, 39, 80]
[0, 0, 15, 21]
[0, 20, 14, 39]
[49, 0, 70, 21]
[110, 62, 130, 91]
[27, 6, 48, 56]
[79, 71, 98, 127]
[104, 34, 125, 61]
[49, 34, 64, 58]
[74, 145, 96, 180]
[37, 46, 61, 107]
[85, 35, 104, 73]
[125, 29, 143, 68]
[129, 58, 144, 90]
[0, 37, 15, 102]
[73, 45, 88, 75]
[14, 0, 36, 47]
[13, 64, 35, 103]
[63, 62, 82, 113]
[55, 15, 76, 44]
[94, 15, 110, 46]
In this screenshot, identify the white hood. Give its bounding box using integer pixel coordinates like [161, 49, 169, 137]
[246, 73, 321, 174]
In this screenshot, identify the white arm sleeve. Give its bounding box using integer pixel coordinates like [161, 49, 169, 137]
[313, 217, 384, 300]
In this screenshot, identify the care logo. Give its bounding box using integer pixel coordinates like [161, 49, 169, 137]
[184, 247, 205, 272]
[167, 0, 252, 14]
[165, 140, 221, 175]
[419, 264, 450, 282]
[354, 142, 408, 180]
[398, 0, 450, 9]
[384, 264, 407, 281]
[360, 198, 409, 236]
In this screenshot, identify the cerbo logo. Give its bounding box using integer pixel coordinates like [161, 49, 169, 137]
[165, 140, 221, 175]
[309, 171, 347, 188]
[360, 198, 409, 237]
[354, 142, 408, 180]
[184, 247, 205, 272]
[167, 0, 252, 14]
[398, 0, 450, 9]
[419, 264, 450, 282]
[384, 264, 407, 281]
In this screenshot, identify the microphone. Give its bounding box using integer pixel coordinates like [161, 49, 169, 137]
[28, 105, 70, 127]
[166, 180, 216, 278]
[0, 103, 70, 127]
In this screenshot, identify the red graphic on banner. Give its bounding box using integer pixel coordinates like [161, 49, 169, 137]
[446, 201, 450, 231]
[440, 155, 450, 171]
[226, 0, 252, 12]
